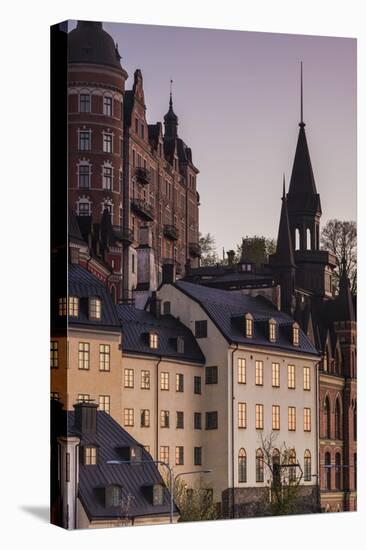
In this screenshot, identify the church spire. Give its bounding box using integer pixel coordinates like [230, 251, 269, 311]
[300, 61, 304, 127]
[275, 175, 295, 267]
[164, 79, 178, 140]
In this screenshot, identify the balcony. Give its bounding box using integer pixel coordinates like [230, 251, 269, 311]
[189, 242, 201, 257]
[135, 166, 151, 185]
[163, 224, 179, 241]
[113, 226, 134, 244]
[131, 198, 154, 221]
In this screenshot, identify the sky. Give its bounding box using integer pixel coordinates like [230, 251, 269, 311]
[70, 21, 357, 253]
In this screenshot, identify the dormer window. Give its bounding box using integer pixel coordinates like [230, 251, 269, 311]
[89, 297, 102, 320]
[59, 296, 79, 317]
[130, 445, 142, 463]
[149, 332, 159, 349]
[84, 446, 97, 465]
[177, 336, 185, 354]
[153, 484, 164, 506]
[105, 484, 122, 508]
[292, 323, 300, 346]
[269, 319, 277, 342]
[245, 314, 253, 338]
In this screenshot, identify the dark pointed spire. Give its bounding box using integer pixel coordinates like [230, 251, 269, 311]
[275, 176, 295, 267]
[335, 258, 355, 321]
[300, 61, 304, 127]
[164, 79, 178, 140]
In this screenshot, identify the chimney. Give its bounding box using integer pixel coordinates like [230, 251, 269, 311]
[162, 261, 176, 284]
[150, 291, 161, 318]
[74, 402, 98, 435]
[227, 250, 235, 267]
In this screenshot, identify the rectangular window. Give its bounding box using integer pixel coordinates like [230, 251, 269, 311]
[288, 365, 296, 389]
[58, 297, 67, 316]
[194, 412, 202, 430]
[303, 408, 311, 431]
[163, 301, 171, 315]
[80, 93, 90, 112]
[255, 361, 264, 386]
[141, 409, 150, 428]
[177, 337, 185, 354]
[78, 202, 90, 216]
[176, 411, 184, 429]
[78, 342, 90, 370]
[79, 130, 90, 151]
[288, 406, 296, 430]
[149, 333, 159, 349]
[50, 341, 58, 368]
[68, 296, 79, 317]
[89, 298, 101, 320]
[176, 373, 184, 392]
[238, 358, 246, 384]
[99, 395, 110, 415]
[269, 322, 276, 342]
[238, 402, 247, 429]
[205, 411, 218, 430]
[303, 366, 311, 391]
[160, 372, 169, 391]
[124, 368, 134, 388]
[141, 370, 150, 389]
[293, 326, 300, 346]
[160, 410, 169, 428]
[194, 376, 202, 395]
[175, 446, 184, 465]
[84, 446, 97, 465]
[272, 405, 280, 430]
[103, 166, 113, 190]
[124, 407, 134, 426]
[78, 165, 90, 188]
[255, 404, 264, 429]
[194, 447, 202, 466]
[160, 446, 169, 464]
[205, 366, 218, 384]
[99, 344, 110, 371]
[103, 96, 112, 116]
[78, 393, 90, 403]
[195, 320, 207, 338]
[103, 133, 113, 153]
[245, 316, 253, 338]
[272, 362, 280, 387]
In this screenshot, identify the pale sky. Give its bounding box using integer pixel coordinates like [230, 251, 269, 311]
[69, 21, 357, 253]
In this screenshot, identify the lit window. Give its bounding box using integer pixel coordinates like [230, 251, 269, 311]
[194, 412, 201, 430]
[304, 450, 311, 481]
[238, 358, 246, 384]
[103, 165, 113, 190]
[160, 446, 169, 464]
[149, 332, 159, 349]
[84, 446, 97, 465]
[175, 446, 184, 465]
[124, 368, 134, 388]
[205, 411, 218, 430]
[99, 344, 110, 371]
[77, 393, 90, 403]
[303, 408, 311, 431]
[255, 404, 264, 429]
[256, 449, 264, 482]
[245, 314, 253, 338]
[288, 406, 296, 430]
[176, 411, 184, 429]
[79, 130, 91, 151]
[269, 319, 277, 342]
[255, 361, 263, 386]
[141, 409, 150, 427]
[287, 365, 296, 389]
[58, 297, 67, 316]
[194, 376, 201, 395]
[78, 342, 90, 370]
[124, 407, 134, 426]
[303, 366, 310, 390]
[205, 366, 218, 384]
[78, 164, 90, 188]
[99, 395, 110, 414]
[194, 447, 202, 466]
[80, 93, 90, 112]
[103, 95, 113, 116]
[238, 402, 247, 429]
[272, 405, 280, 430]
[160, 372, 169, 390]
[238, 448, 247, 483]
[141, 370, 150, 389]
[292, 323, 300, 346]
[50, 341, 58, 368]
[89, 298, 102, 320]
[176, 373, 184, 392]
[272, 362, 280, 387]
[103, 133, 113, 153]
[160, 410, 169, 428]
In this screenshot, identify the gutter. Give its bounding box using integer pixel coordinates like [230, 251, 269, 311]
[230, 343, 239, 519]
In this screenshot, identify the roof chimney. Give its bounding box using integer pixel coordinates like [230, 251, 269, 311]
[227, 250, 235, 267]
[74, 402, 98, 435]
[150, 291, 161, 318]
[162, 261, 176, 284]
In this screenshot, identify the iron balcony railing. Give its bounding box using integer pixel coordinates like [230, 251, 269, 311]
[130, 198, 154, 221]
[163, 224, 179, 241]
[135, 166, 151, 185]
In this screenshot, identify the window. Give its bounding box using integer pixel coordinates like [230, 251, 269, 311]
[287, 365, 296, 389]
[78, 394, 90, 403]
[163, 301, 171, 314]
[99, 395, 110, 414]
[238, 448, 247, 483]
[292, 323, 300, 346]
[50, 341, 58, 368]
[175, 446, 184, 465]
[160, 372, 169, 390]
[304, 450, 312, 481]
[324, 396, 331, 438]
[255, 361, 263, 386]
[177, 337, 185, 354]
[78, 201, 91, 216]
[153, 484, 164, 506]
[106, 485, 121, 507]
[141, 370, 150, 389]
[176, 411, 184, 429]
[99, 344, 110, 371]
[238, 358, 246, 384]
[79, 130, 90, 151]
[206, 366, 218, 384]
[288, 449, 297, 483]
[80, 93, 90, 112]
[206, 411, 218, 430]
[245, 314, 253, 338]
[160, 410, 169, 428]
[194, 376, 201, 395]
[195, 320, 207, 338]
[149, 332, 159, 349]
[255, 404, 264, 429]
[272, 449, 281, 487]
[141, 409, 150, 427]
[103, 165, 113, 190]
[269, 319, 277, 342]
[84, 446, 97, 465]
[272, 362, 280, 387]
[89, 297, 102, 320]
[238, 402, 247, 429]
[103, 133, 113, 153]
[335, 398, 342, 439]
[160, 446, 169, 464]
[303, 366, 310, 390]
[256, 449, 264, 482]
[194, 447, 202, 466]
[103, 95, 112, 116]
[194, 412, 202, 430]
[272, 405, 280, 430]
[303, 408, 311, 431]
[68, 296, 79, 317]
[79, 164, 90, 188]
[58, 297, 67, 316]
[124, 407, 134, 426]
[176, 373, 184, 392]
[288, 406, 296, 430]
[78, 342, 90, 370]
[324, 452, 331, 489]
[124, 368, 134, 388]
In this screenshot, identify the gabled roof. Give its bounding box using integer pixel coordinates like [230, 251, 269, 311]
[116, 305, 205, 364]
[68, 205, 86, 246]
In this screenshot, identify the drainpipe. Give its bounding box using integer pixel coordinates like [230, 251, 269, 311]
[155, 356, 163, 461]
[315, 359, 320, 512]
[74, 442, 80, 529]
[230, 344, 239, 518]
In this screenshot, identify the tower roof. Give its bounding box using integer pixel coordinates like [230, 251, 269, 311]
[274, 178, 295, 267]
[164, 80, 178, 127]
[335, 259, 355, 321]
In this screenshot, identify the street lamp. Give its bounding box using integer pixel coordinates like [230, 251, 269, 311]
[107, 459, 212, 524]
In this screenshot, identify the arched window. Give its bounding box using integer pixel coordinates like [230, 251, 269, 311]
[238, 448, 247, 483]
[288, 449, 296, 483]
[256, 449, 264, 482]
[306, 228, 311, 250]
[334, 398, 342, 439]
[272, 449, 281, 488]
[324, 452, 331, 490]
[324, 396, 331, 439]
[335, 453, 342, 490]
[304, 450, 312, 481]
[295, 228, 300, 250]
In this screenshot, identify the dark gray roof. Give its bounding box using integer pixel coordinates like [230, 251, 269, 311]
[172, 281, 319, 356]
[116, 305, 205, 364]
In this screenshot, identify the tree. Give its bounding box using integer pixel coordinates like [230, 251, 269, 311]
[236, 236, 277, 265]
[321, 219, 357, 294]
[199, 232, 220, 266]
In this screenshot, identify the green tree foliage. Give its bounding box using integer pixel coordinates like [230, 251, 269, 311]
[199, 232, 220, 266]
[321, 219, 357, 294]
[237, 236, 277, 265]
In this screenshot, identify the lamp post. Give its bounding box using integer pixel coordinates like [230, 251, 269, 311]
[107, 459, 212, 524]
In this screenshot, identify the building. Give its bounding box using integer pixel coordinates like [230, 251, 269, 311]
[67, 21, 200, 304]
